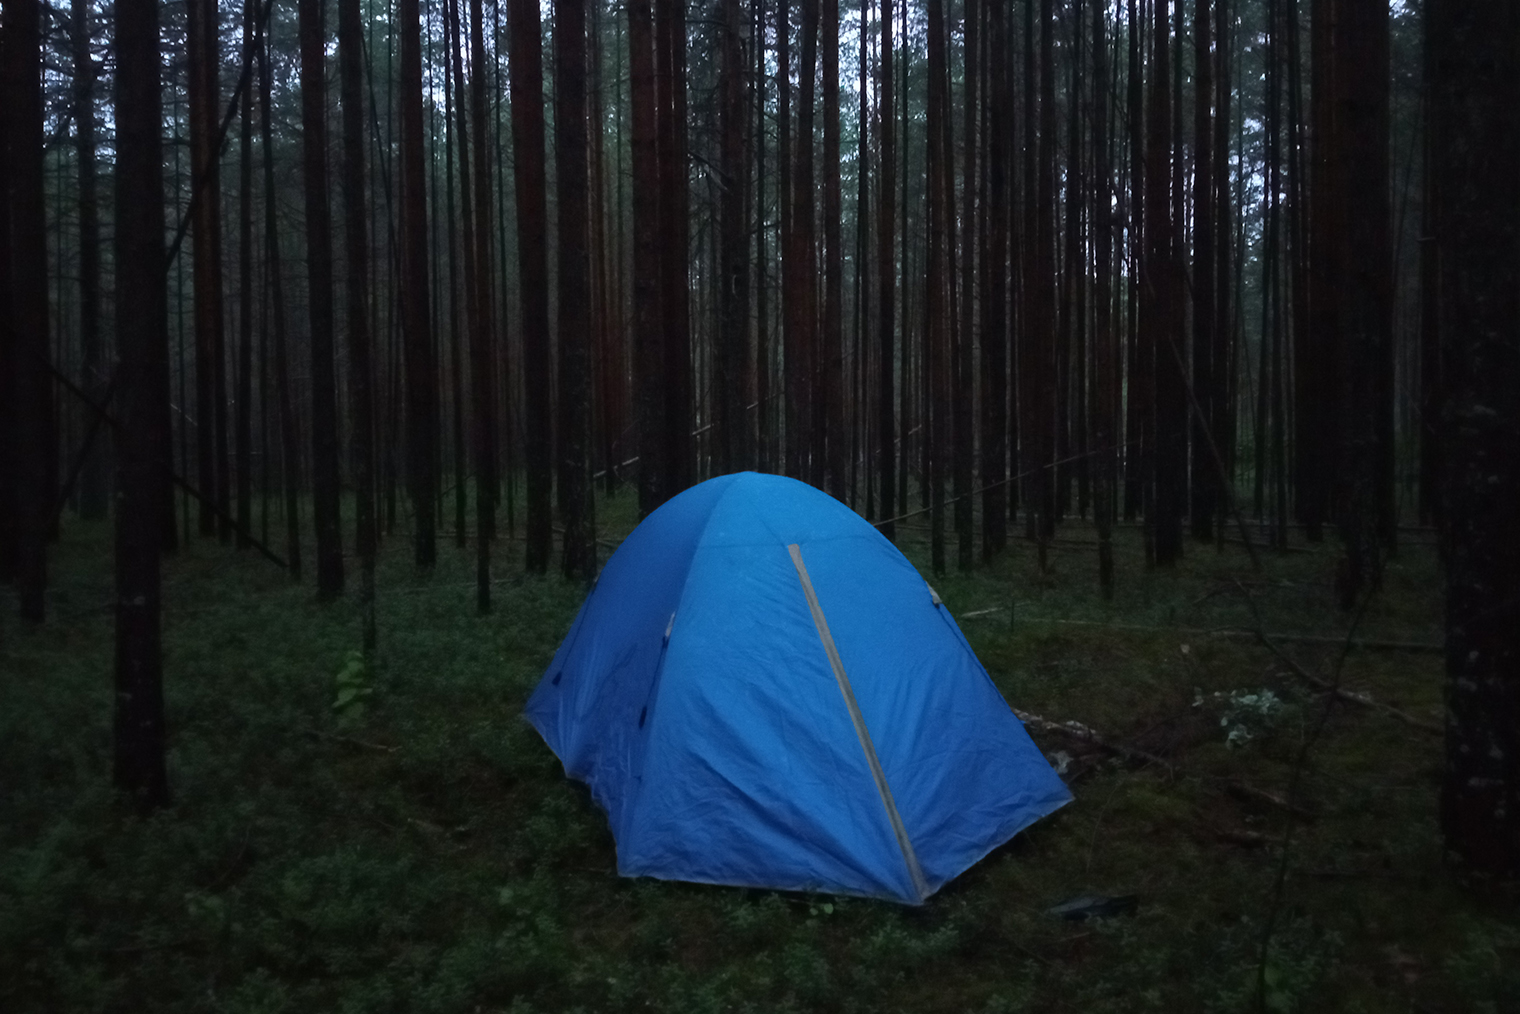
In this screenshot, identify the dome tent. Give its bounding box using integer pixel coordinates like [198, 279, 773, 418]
[525, 472, 1071, 904]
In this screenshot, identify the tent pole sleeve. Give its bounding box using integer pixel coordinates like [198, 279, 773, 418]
[787, 543, 931, 903]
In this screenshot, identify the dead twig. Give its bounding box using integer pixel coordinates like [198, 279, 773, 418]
[300, 728, 398, 753]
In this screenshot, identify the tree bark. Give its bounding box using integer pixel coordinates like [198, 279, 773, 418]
[556, 0, 595, 581]
[298, 0, 344, 597]
[112, 0, 171, 810]
[400, 0, 438, 568]
[3, 0, 51, 619]
[876, 0, 896, 540]
[1431, 0, 1520, 877]
[339, 0, 376, 647]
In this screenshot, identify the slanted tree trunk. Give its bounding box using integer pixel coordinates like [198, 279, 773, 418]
[556, 0, 595, 581]
[113, 0, 171, 810]
[1430, 0, 1520, 877]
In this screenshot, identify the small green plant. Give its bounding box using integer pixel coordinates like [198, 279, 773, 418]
[332, 650, 373, 726]
[1195, 687, 1287, 748]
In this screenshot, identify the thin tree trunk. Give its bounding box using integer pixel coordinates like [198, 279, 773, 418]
[876, 0, 896, 540]
[718, 0, 751, 474]
[630, 0, 663, 515]
[339, 0, 376, 648]
[823, 0, 843, 497]
[469, 0, 497, 603]
[260, 2, 301, 579]
[557, 0, 595, 581]
[980, 0, 1008, 559]
[400, 0, 438, 568]
[72, 0, 107, 521]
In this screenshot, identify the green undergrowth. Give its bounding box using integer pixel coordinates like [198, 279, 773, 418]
[2, 487, 1515, 1013]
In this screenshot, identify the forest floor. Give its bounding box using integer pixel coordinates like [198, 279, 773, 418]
[3, 487, 1518, 1014]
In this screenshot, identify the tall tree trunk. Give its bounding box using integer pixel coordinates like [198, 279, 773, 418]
[187, 0, 226, 542]
[299, 0, 345, 598]
[717, 0, 751, 474]
[822, 0, 843, 497]
[400, 0, 438, 568]
[509, 0, 551, 564]
[980, 0, 1008, 560]
[3, 0, 51, 619]
[557, 0, 595, 581]
[1029, 0, 1058, 569]
[1332, 0, 1391, 608]
[1149, 0, 1185, 566]
[656, 0, 692, 497]
[955, 0, 977, 571]
[1430, 0, 1520, 878]
[469, 0, 497, 603]
[340, 0, 376, 648]
[876, 0, 896, 540]
[1190, 0, 1215, 540]
[260, 2, 301, 579]
[73, 0, 107, 521]
[630, 0, 663, 515]
[112, 0, 171, 810]
[237, 0, 254, 550]
[1092, 0, 1115, 595]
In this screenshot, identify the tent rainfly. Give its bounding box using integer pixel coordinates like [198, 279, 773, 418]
[525, 471, 1071, 904]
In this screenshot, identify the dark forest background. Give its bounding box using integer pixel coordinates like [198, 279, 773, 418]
[1, 0, 1517, 1008]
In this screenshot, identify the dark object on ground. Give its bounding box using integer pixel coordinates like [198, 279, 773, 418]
[1048, 894, 1139, 921]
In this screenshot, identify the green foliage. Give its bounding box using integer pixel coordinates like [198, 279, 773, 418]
[0, 501, 1508, 1013]
[332, 651, 374, 725]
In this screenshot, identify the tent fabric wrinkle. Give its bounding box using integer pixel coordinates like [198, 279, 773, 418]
[525, 471, 1072, 904]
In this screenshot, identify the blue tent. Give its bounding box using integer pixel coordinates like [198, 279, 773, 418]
[525, 472, 1071, 904]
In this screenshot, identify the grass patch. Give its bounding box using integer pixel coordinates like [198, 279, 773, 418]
[2, 490, 1514, 1013]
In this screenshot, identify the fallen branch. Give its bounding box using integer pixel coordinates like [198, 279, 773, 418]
[1010, 616, 1441, 653]
[1231, 589, 1443, 736]
[1012, 708, 1174, 777]
[1223, 780, 1317, 822]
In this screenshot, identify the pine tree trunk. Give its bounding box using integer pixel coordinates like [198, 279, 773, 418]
[509, 0, 551, 564]
[980, 0, 1008, 560]
[260, 6, 302, 580]
[469, 0, 497, 603]
[630, 0, 663, 515]
[72, 0, 108, 521]
[656, 0, 692, 497]
[823, 0, 844, 497]
[1149, 0, 1185, 566]
[1332, 0, 1391, 608]
[1092, 0, 1115, 596]
[876, 0, 896, 539]
[236, 0, 254, 550]
[4, 0, 51, 620]
[1430, 0, 1520, 877]
[556, 0, 595, 581]
[400, 0, 438, 568]
[112, 0, 171, 810]
[718, 0, 751, 474]
[298, 0, 345, 598]
[339, 0, 377, 647]
[1190, 0, 1215, 541]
